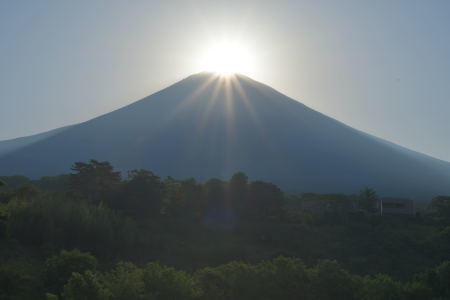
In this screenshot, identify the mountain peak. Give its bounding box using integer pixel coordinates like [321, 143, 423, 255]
[179, 72, 263, 88]
[165, 72, 292, 109]
[1, 72, 449, 200]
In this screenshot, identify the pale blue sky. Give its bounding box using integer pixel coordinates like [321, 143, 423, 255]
[1, 0, 449, 161]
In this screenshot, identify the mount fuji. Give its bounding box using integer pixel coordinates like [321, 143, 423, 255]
[1, 73, 449, 199]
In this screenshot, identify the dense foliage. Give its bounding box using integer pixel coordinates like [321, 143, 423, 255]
[0, 160, 449, 299]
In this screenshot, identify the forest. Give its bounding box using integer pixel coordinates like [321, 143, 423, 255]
[0, 160, 449, 299]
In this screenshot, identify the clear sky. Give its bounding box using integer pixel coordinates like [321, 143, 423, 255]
[1, 0, 449, 161]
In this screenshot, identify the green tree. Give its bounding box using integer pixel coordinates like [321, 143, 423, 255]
[14, 183, 41, 201]
[429, 196, 450, 226]
[46, 293, 59, 300]
[402, 281, 432, 300]
[359, 274, 404, 300]
[161, 178, 202, 219]
[257, 257, 311, 300]
[35, 174, 70, 192]
[311, 260, 360, 300]
[246, 181, 284, 217]
[142, 262, 201, 300]
[8, 195, 137, 255]
[359, 187, 379, 213]
[45, 249, 98, 295]
[420, 260, 450, 298]
[0, 263, 38, 299]
[62, 271, 109, 300]
[227, 172, 248, 217]
[196, 261, 257, 300]
[202, 178, 237, 230]
[0, 176, 30, 188]
[70, 160, 122, 204]
[111, 169, 163, 217]
[104, 262, 145, 300]
[203, 178, 226, 210]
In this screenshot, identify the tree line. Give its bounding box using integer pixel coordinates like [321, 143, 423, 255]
[0, 159, 450, 299]
[2, 248, 450, 300]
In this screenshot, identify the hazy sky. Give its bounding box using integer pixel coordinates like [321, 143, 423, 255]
[1, 0, 449, 161]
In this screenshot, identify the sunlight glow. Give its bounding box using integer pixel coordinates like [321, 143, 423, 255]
[200, 43, 255, 75]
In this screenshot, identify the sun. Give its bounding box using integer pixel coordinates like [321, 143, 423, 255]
[200, 42, 254, 75]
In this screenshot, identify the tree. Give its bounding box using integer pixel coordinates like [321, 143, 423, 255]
[35, 174, 70, 192]
[111, 169, 163, 217]
[70, 160, 122, 204]
[311, 260, 360, 300]
[103, 262, 144, 300]
[195, 261, 257, 300]
[203, 178, 226, 209]
[45, 249, 98, 295]
[161, 178, 202, 219]
[13, 184, 40, 201]
[0, 176, 29, 188]
[359, 187, 379, 213]
[227, 172, 248, 217]
[359, 274, 404, 300]
[402, 281, 433, 300]
[0, 178, 8, 205]
[0, 263, 38, 299]
[62, 271, 109, 300]
[246, 181, 284, 217]
[7, 195, 137, 255]
[432, 260, 450, 298]
[429, 196, 450, 226]
[202, 178, 233, 229]
[257, 257, 311, 300]
[142, 262, 201, 300]
[420, 260, 450, 298]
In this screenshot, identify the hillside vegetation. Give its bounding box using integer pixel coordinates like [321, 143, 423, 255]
[1, 160, 450, 299]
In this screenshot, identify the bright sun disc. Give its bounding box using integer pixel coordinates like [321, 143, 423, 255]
[201, 43, 253, 75]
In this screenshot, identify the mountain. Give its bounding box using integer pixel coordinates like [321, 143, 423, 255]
[1, 73, 449, 199]
[0, 125, 73, 157]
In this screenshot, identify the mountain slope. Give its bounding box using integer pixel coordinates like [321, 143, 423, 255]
[1, 73, 449, 199]
[0, 125, 72, 157]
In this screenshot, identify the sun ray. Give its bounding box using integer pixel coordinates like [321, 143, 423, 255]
[230, 75, 264, 136]
[166, 73, 219, 122]
[223, 76, 238, 169]
[193, 76, 224, 138]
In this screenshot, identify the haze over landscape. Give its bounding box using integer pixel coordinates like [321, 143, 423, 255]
[1, 1, 450, 299]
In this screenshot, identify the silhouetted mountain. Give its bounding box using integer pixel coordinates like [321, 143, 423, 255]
[0, 125, 73, 157]
[1, 73, 449, 199]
